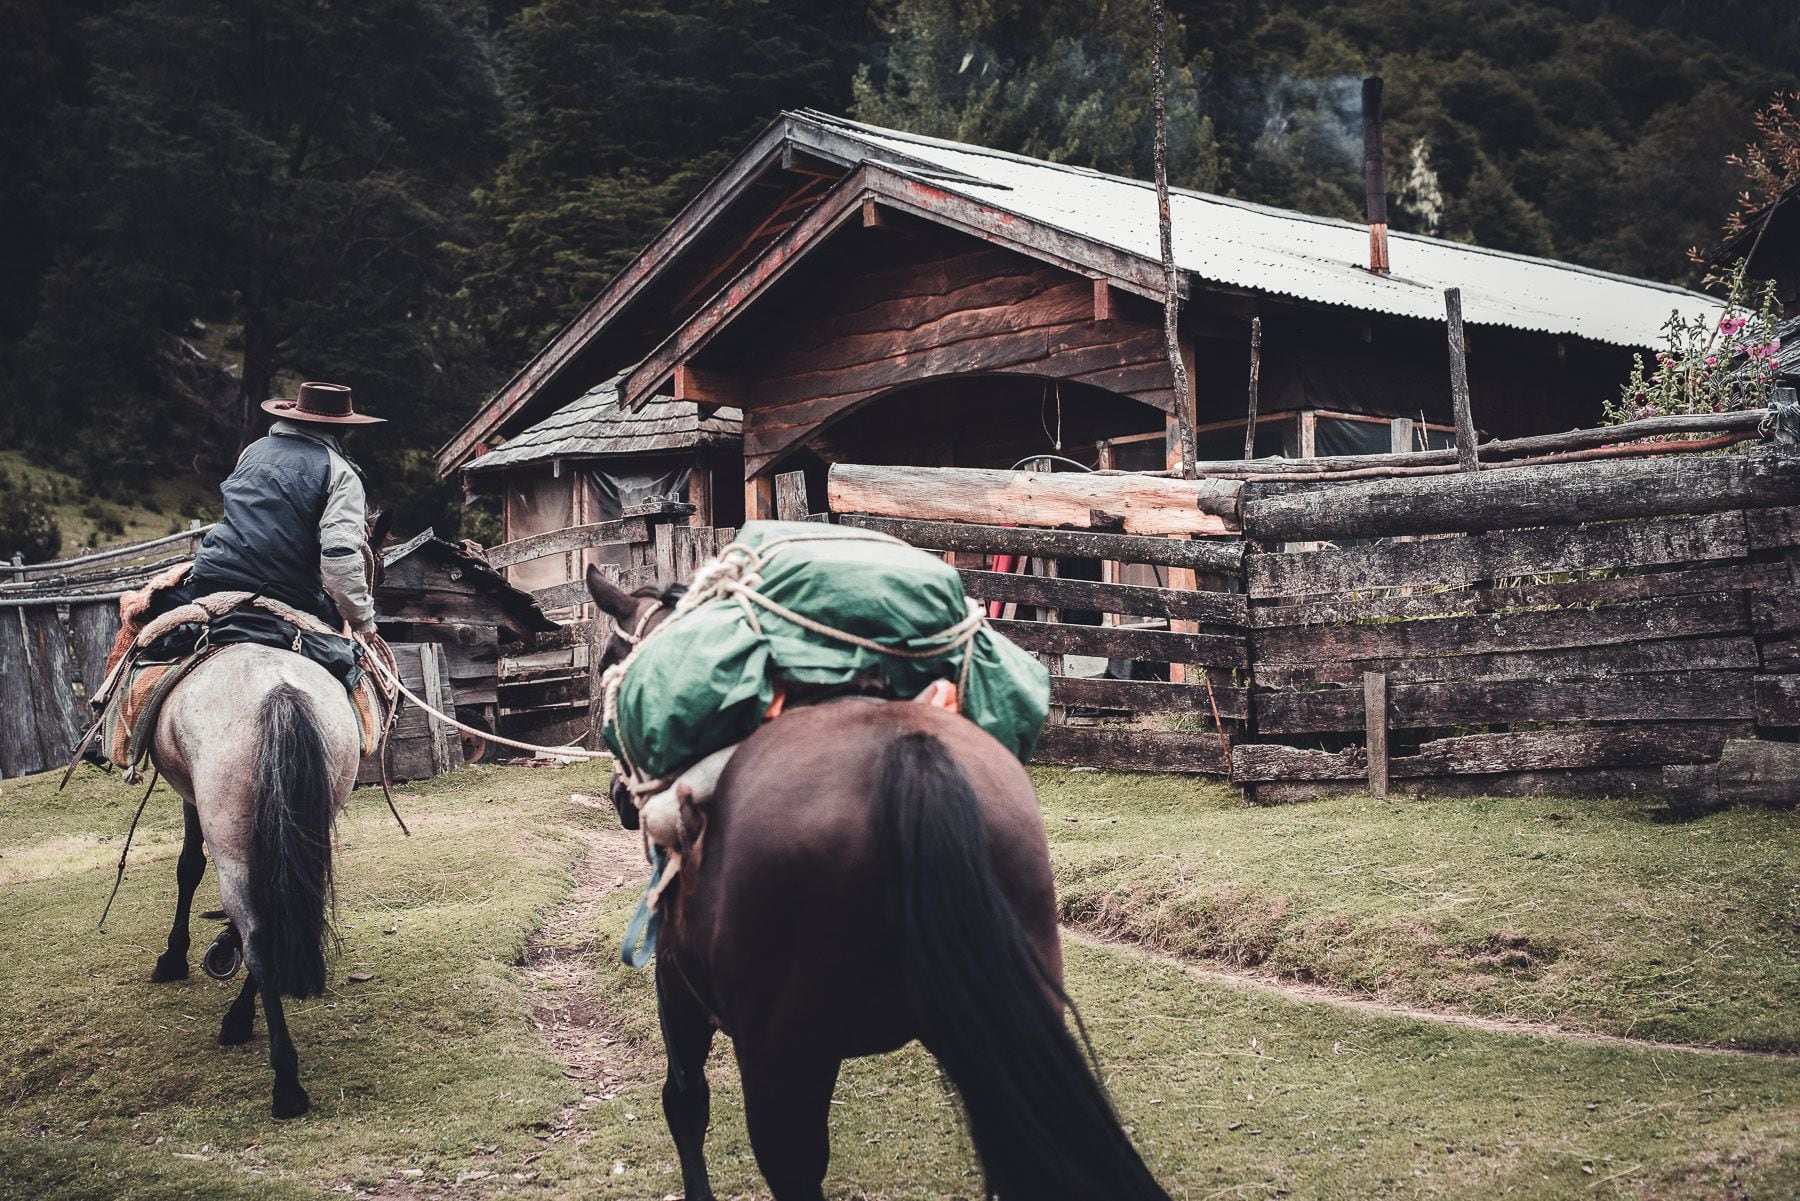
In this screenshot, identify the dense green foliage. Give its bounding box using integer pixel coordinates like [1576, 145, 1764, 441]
[2, 0, 1793, 542]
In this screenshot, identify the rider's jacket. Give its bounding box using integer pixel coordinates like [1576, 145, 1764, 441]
[191, 420, 376, 629]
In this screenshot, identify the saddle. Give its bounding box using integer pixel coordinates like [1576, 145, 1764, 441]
[88, 567, 390, 774]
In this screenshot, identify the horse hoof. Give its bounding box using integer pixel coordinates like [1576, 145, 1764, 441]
[218, 1019, 254, 1046]
[149, 955, 189, 983]
[272, 1085, 311, 1120]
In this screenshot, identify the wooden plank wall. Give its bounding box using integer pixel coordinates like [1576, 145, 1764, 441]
[1237, 502, 1800, 803]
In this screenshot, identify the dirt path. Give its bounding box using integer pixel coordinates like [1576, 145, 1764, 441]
[1066, 928, 1799, 1061]
[524, 797, 660, 1137]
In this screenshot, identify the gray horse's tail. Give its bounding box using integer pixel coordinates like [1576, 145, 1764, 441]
[248, 683, 335, 998]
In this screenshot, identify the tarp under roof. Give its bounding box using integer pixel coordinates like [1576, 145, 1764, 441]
[794, 111, 1721, 348]
[464, 376, 741, 474]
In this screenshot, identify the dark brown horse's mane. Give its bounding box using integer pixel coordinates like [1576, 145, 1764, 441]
[633, 582, 687, 606]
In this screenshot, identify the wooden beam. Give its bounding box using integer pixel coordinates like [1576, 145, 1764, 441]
[774, 470, 809, 521]
[1033, 726, 1227, 774]
[861, 196, 890, 228]
[1363, 671, 1388, 796]
[958, 568, 1247, 626]
[989, 618, 1246, 666]
[828, 463, 1241, 536]
[746, 473, 777, 523]
[1243, 454, 1800, 543]
[838, 514, 1244, 573]
[1093, 278, 1119, 321]
[485, 518, 650, 570]
[674, 364, 748, 413]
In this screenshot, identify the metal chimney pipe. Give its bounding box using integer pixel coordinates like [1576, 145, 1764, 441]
[1363, 76, 1390, 274]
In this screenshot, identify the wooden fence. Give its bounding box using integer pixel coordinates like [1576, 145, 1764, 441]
[826, 440, 1800, 803]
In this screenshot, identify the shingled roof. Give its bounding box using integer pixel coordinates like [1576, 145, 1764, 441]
[462, 376, 741, 474]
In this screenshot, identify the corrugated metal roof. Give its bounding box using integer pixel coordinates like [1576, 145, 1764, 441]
[797, 111, 1723, 348]
[465, 377, 741, 473]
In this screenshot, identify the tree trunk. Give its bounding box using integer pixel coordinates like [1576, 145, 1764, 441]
[238, 315, 277, 452]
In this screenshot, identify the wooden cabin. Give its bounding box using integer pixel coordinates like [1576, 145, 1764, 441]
[439, 111, 1720, 515]
[460, 380, 742, 605]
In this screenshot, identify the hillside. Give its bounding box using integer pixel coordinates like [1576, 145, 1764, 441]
[0, 451, 217, 563]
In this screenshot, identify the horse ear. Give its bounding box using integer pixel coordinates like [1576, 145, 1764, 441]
[586, 564, 638, 621]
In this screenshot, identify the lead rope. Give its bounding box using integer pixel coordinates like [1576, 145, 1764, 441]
[97, 767, 158, 931]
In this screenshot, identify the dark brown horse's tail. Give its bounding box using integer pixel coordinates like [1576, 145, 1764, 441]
[874, 731, 1170, 1201]
[248, 683, 335, 998]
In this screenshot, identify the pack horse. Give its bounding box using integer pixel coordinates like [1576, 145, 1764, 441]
[587, 551, 1172, 1201]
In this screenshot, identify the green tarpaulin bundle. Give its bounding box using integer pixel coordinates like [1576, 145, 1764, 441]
[600, 521, 1050, 783]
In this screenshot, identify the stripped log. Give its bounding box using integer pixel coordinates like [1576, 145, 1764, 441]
[1251, 592, 1746, 666]
[1257, 671, 1755, 734]
[958, 569, 1247, 626]
[829, 463, 1242, 535]
[1242, 453, 1800, 543]
[1248, 511, 1749, 597]
[1033, 725, 1228, 773]
[838, 514, 1243, 572]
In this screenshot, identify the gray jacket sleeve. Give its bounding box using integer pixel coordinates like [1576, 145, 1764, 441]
[318, 452, 376, 630]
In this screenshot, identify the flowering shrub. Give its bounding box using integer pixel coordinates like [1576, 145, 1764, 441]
[1605, 260, 1782, 425]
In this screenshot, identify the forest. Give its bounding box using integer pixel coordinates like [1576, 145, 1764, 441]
[2, 0, 1795, 546]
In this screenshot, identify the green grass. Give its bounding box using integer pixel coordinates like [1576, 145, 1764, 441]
[1038, 769, 1800, 1052]
[1, 762, 1795, 1199]
[0, 449, 217, 556]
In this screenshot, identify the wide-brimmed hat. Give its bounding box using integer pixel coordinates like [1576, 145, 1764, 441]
[261, 381, 385, 425]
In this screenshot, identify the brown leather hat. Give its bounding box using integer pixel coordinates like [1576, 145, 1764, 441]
[261, 381, 385, 425]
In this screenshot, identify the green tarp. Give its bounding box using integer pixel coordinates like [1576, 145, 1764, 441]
[600, 522, 1050, 781]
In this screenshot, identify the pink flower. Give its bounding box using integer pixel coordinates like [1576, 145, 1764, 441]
[1706, 355, 1717, 366]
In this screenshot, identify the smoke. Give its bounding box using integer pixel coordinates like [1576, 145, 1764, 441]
[1249, 73, 1365, 171]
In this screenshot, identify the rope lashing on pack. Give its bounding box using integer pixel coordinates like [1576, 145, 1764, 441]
[601, 529, 990, 797]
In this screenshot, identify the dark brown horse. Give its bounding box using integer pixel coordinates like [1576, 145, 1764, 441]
[587, 567, 1170, 1201]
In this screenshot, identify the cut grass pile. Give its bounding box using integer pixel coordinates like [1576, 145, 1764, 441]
[1038, 769, 1800, 1052]
[1, 760, 1795, 1199]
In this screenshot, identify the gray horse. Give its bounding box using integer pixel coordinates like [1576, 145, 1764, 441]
[146, 642, 362, 1117]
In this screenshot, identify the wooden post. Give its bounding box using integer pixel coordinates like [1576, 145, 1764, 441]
[1445, 288, 1479, 472]
[745, 473, 776, 522]
[774, 470, 809, 521]
[688, 451, 712, 527]
[1390, 417, 1414, 454]
[1363, 671, 1389, 797]
[1243, 315, 1262, 461]
[418, 643, 460, 775]
[585, 610, 609, 750]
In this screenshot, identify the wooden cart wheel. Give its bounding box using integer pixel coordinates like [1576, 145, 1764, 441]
[455, 706, 492, 763]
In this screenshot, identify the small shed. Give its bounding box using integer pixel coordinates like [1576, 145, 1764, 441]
[373, 528, 557, 767]
[460, 380, 742, 606]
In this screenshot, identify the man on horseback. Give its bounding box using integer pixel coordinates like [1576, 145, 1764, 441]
[189, 380, 384, 633]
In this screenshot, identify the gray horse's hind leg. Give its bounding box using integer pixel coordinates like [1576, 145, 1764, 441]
[219, 972, 257, 1045]
[150, 804, 206, 982]
[243, 933, 310, 1118]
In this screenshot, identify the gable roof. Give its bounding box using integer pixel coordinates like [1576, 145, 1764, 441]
[439, 109, 1721, 472]
[462, 377, 740, 475]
